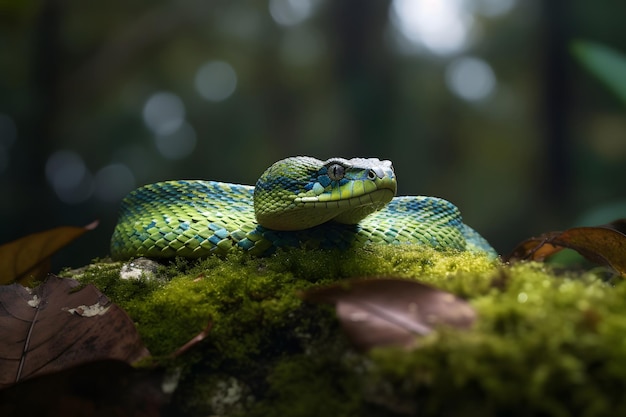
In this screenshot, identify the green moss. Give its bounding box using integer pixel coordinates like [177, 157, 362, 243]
[370, 263, 625, 417]
[73, 246, 493, 356]
[62, 261, 164, 306]
[248, 353, 364, 417]
[71, 244, 626, 416]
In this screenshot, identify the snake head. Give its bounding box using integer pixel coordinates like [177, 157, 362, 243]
[254, 156, 397, 231]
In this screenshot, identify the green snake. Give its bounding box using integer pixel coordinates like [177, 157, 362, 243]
[110, 156, 496, 259]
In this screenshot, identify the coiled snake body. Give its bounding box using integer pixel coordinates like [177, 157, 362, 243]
[110, 156, 496, 259]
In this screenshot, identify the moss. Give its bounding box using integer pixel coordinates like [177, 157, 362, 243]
[370, 263, 625, 417]
[62, 261, 164, 306]
[70, 244, 626, 416]
[247, 353, 364, 417]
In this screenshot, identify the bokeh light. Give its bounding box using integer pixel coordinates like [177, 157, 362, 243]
[154, 122, 197, 160]
[269, 0, 315, 26]
[142, 92, 186, 135]
[445, 56, 496, 101]
[474, 0, 516, 17]
[112, 144, 154, 183]
[94, 163, 136, 202]
[194, 61, 238, 102]
[0, 113, 17, 148]
[391, 0, 473, 55]
[45, 150, 94, 204]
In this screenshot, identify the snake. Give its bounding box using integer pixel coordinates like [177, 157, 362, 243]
[110, 156, 496, 260]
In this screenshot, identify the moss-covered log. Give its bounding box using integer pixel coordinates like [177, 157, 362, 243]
[67, 246, 624, 416]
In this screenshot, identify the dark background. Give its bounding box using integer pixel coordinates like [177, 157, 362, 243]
[2, 0, 626, 269]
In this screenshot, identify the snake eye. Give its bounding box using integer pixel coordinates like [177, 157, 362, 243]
[327, 163, 345, 181]
[367, 169, 377, 180]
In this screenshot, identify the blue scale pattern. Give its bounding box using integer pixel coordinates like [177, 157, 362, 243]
[110, 180, 496, 259]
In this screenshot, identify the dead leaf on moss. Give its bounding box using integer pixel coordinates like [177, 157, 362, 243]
[0, 275, 149, 388]
[302, 278, 476, 351]
[0, 221, 98, 285]
[505, 219, 626, 275]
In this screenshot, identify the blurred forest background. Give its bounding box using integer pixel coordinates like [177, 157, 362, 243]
[1, 0, 626, 269]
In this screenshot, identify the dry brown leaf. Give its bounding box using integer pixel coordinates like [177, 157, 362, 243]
[0, 221, 98, 285]
[0, 275, 149, 388]
[505, 219, 626, 275]
[302, 278, 476, 351]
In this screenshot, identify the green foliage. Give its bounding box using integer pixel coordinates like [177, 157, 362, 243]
[572, 40, 626, 105]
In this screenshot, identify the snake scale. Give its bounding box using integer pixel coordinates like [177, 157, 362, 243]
[110, 156, 496, 259]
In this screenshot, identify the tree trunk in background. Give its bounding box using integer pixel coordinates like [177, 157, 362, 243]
[3, 0, 65, 241]
[329, 0, 394, 153]
[32, 0, 62, 185]
[540, 0, 571, 213]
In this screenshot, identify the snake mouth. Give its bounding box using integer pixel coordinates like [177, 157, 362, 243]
[297, 186, 395, 205]
[325, 188, 396, 225]
[258, 186, 396, 231]
[297, 172, 397, 204]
